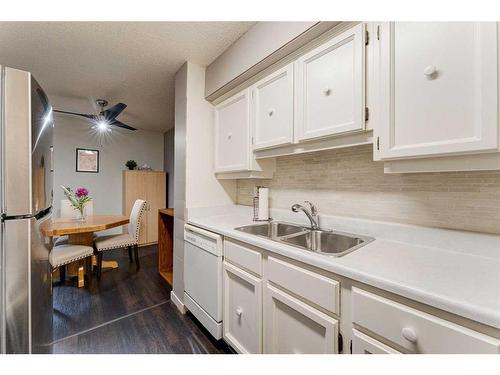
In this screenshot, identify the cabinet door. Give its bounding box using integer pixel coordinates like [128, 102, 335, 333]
[145, 172, 166, 243]
[295, 23, 365, 142]
[214, 90, 251, 172]
[264, 283, 339, 354]
[252, 64, 294, 150]
[352, 329, 401, 354]
[378, 22, 498, 160]
[223, 261, 262, 353]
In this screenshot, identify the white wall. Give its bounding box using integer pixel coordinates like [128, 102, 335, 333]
[171, 62, 237, 311]
[53, 115, 164, 221]
[185, 63, 236, 210]
[164, 128, 175, 207]
[172, 63, 188, 306]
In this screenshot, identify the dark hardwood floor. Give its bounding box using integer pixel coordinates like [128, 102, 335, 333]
[51, 244, 231, 354]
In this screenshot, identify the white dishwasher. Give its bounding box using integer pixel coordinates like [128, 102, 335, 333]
[183, 224, 224, 339]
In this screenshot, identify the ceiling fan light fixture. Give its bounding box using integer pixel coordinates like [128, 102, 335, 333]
[96, 119, 111, 132]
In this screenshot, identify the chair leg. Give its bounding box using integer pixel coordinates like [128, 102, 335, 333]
[134, 244, 140, 271]
[85, 257, 92, 286]
[97, 252, 103, 279]
[128, 246, 133, 263]
[59, 265, 66, 283]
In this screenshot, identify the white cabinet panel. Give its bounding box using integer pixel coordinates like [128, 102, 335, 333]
[352, 329, 401, 354]
[264, 283, 339, 354]
[295, 23, 365, 141]
[267, 256, 340, 315]
[252, 64, 294, 150]
[224, 239, 262, 277]
[223, 261, 262, 353]
[214, 90, 251, 172]
[378, 22, 498, 159]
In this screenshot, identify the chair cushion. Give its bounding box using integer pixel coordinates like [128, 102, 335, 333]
[49, 244, 94, 268]
[94, 233, 136, 252]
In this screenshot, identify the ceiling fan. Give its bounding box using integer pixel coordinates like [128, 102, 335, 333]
[54, 99, 137, 131]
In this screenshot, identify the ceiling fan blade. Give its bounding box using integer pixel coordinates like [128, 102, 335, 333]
[101, 103, 127, 121]
[53, 109, 95, 119]
[110, 120, 136, 131]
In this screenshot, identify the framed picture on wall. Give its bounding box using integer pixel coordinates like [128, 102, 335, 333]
[76, 148, 99, 173]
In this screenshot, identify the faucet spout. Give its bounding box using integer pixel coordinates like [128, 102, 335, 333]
[291, 202, 319, 230]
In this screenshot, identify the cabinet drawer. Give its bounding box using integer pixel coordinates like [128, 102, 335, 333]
[352, 288, 500, 354]
[224, 239, 262, 276]
[267, 256, 340, 315]
[352, 329, 400, 354]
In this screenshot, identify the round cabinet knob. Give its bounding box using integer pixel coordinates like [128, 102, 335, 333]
[235, 308, 243, 317]
[227, 133, 232, 140]
[323, 87, 331, 96]
[268, 109, 275, 117]
[424, 65, 437, 78]
[401, 327, 417, 343]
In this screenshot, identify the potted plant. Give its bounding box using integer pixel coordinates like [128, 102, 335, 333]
[125, 160, 137, 170]
[61, 186, 92, 221]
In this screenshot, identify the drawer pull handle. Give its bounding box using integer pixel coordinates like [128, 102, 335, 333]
[402, 327, 417, 343]
[235, 308, 243, 318]
[268, 109, 275, 117]
[227, 133, 232, 140]
[323, 87, 331, 96]
[423, 65, 437, 79]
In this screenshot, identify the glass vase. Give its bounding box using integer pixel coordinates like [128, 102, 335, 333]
[76, 207, 86, 222]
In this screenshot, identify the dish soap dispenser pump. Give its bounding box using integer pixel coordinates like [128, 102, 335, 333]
[253, 186, 270, 221]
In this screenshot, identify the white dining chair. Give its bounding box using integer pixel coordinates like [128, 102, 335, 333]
[49, 243, 94, 286]
[93, 199, 147, 279]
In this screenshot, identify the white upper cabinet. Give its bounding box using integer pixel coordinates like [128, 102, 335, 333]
[295, 23, 365, 142]
[214, 89, 251, 172]
[377, 22, 498, 160]
[252, 64, 294, 150]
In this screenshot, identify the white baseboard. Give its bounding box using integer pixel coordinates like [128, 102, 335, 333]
[170, 291, 187, 314]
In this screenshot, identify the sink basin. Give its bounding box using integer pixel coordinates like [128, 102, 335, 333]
[281, 230, 374, 257]
[235, 221, 306, 240]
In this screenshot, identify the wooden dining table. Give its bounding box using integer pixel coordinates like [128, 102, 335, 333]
[41, 215, 129, 287]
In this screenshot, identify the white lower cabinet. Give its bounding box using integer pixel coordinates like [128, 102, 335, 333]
[352, 287, 500, 354]
[352, 329, 401, 354]
[264, 283, 339, 354]
[222, 261, 262, 353]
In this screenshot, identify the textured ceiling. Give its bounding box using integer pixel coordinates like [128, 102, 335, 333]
[0, 22, 255, 132]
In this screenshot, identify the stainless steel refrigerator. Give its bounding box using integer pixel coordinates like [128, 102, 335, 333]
[0, 66, 54, 353]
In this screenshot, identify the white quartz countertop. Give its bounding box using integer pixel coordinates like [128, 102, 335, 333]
[187, 205, 500, 329]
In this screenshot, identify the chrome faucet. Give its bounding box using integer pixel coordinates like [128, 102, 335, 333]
[291, 201, 319, 230]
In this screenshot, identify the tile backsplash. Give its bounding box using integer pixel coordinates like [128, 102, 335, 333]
[237, 144, 500, 234]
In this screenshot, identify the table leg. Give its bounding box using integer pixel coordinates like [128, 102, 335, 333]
[92, 256, 119, 269]
[77, 265, 84, 288]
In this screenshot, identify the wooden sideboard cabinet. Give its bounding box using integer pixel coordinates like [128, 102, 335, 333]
[158, 208, 174, 286]
[122, 170, 166, 246]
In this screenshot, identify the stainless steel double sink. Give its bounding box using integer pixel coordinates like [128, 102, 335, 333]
[235, 221, 374, 257]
